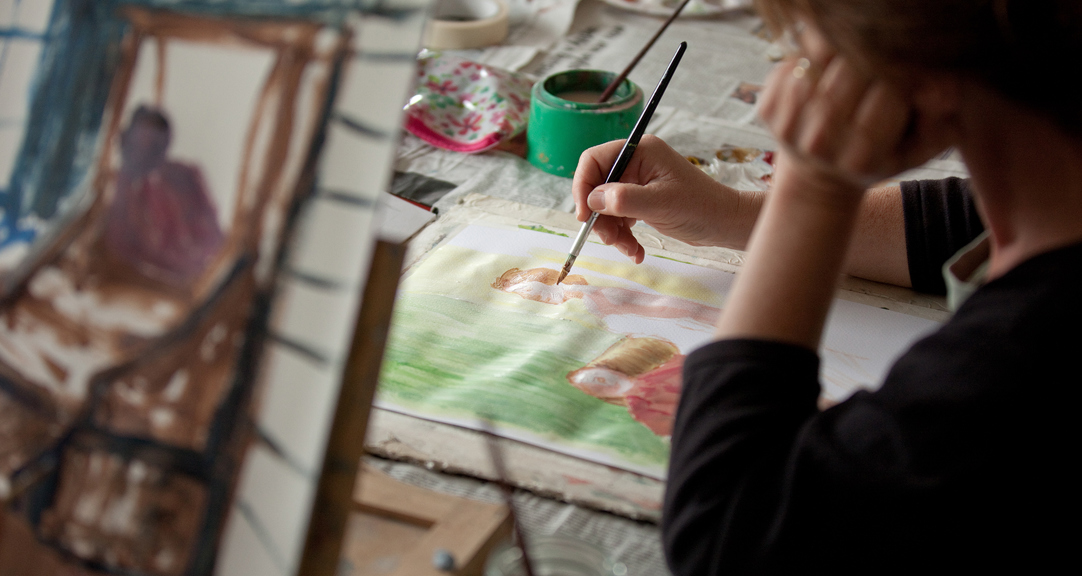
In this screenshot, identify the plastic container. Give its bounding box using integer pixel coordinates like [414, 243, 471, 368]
[527, 70, 643, 178]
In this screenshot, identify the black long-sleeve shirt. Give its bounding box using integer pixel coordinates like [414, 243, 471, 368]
[901, 177, 984, 294]
[663, 179, 1075, 574]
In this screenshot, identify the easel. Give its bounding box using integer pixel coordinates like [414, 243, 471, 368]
[296, 240, 511, 576]
[343, 465, 511, 576]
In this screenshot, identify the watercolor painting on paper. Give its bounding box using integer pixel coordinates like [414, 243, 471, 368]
[377, 224, 941, 478]
[0, 0, 430, 574]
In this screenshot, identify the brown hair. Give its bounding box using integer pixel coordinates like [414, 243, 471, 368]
[755, 0, 1082, 135]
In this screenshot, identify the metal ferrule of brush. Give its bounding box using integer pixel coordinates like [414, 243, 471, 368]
[569, 212, 598, 257]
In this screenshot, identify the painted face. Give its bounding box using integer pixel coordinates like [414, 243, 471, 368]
[120, 107, 172, 171]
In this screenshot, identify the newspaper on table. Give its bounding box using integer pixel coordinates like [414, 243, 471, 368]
[521, 0, 774, 123]
[398, 0, 968, 218]
[445, 0, 584, 71]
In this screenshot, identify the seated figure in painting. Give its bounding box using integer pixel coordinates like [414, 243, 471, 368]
[0, 5, 348, 573]
[104, 105, 224, 287]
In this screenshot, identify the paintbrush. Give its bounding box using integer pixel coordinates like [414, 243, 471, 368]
[556, 41, 687, 285]
[480, 419, 536, 576]
[597, 0, 692, 103]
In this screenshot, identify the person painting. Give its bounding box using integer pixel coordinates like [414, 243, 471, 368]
[104, 105, 225, 288]
[571, 0, 1078, 572]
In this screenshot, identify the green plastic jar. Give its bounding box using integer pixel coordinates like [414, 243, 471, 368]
[527, 70, 644, 178]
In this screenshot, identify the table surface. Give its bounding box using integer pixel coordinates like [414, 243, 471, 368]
[382, 2, 969, 574]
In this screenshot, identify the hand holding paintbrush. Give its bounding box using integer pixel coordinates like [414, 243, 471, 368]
[557, 41, 687, 284]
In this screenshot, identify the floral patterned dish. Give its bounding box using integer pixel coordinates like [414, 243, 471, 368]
[404, 50, 534, 153]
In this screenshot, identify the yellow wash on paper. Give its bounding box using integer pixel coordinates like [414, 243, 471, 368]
[398, 244, 605, 331]
[569, 254, 721, 305]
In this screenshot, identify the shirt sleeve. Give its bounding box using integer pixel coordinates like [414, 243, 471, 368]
[901, 177, 984, 294]
[663, 339, 946, 574]
[662, 252, 1075, 573]
[663, 339, 819, 575]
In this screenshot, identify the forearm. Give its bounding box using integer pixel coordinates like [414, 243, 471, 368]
[844, 185, 911, 287]
[710, 186, 764, 252]
[714, 173, 864, 348]
[725, 185, 910, 287]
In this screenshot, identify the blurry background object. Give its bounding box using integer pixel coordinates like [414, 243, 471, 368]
[0, 1, 432, 575]
[424, 0, 510, 49]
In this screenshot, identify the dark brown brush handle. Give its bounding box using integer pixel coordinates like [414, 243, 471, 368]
[597, 0, 692, 103]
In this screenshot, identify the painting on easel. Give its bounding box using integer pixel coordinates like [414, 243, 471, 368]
[0, 0, 430, 574]
[378, 223, 941, 478]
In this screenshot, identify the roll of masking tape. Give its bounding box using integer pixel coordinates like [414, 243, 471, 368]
[423, 0, 509, 50]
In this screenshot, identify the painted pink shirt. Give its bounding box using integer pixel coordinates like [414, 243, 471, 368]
[105, 161, 224, 286]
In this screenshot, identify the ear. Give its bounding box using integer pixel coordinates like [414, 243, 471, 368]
[908, 75, 963, 153]
[911, 75, 962, 125]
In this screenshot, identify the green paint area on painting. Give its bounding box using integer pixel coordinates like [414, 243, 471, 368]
[378, 292, 671, 471]
[518, 224, 568, 237]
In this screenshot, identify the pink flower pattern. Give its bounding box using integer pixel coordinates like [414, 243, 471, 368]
[451, 111, 483, 135]
[425, 78, 458, 96]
